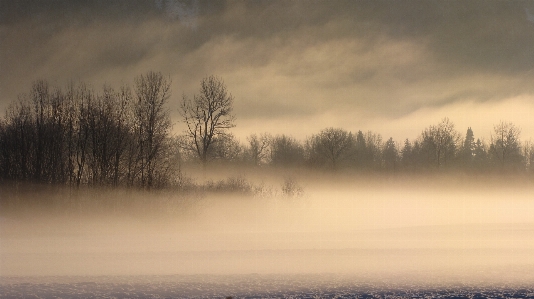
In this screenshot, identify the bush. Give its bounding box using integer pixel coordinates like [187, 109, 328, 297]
[204, 176, 253, 194]
[281, 177, 304, 198]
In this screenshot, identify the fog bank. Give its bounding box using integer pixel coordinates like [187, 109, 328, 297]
[1, 176, 533, 285]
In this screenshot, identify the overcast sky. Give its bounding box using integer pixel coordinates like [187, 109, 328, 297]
[1, 0, 534, 143]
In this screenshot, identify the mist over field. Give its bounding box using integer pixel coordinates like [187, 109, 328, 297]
[2, 171, 534, 287]
[2, 1, 534, 296]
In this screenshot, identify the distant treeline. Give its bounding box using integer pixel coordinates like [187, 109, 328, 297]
[1, 73, 533, 189]
[203, 119, 533, 174]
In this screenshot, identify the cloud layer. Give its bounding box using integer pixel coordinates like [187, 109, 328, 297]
[1, 0, 534, 141]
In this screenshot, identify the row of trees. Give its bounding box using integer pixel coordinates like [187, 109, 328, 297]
[173, 75, 533, 174]
[182, 111, 534, 173]
[1, 73, 533, 190]
[0, 72, 178, 188]
[178, 118, 533, 174]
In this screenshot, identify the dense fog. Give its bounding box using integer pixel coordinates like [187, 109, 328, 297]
[2, 171, 533, 286]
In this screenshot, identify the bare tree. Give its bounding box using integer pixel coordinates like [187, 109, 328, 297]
[133, 71, 172, 188]
[270, 135, 304, 167]
[83, 85, 134, 186]
[364, 131, 383, 169]
[308, 127, 353, 170]
[0, 98, 34, 180]
[30, 80, 50, 182]
[180, 75, 235, 165]
[419, 117, 460, 169]
[207, 133, 243, 162]
[246, 133, 271, 166]
[490, 121, 522, 171]
[0, 74, 178, 189]
[74, 84, 94, 187]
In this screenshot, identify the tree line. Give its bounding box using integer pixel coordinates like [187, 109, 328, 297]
[186, 119, 533, 175]
[0, 72, 178, 188]
[1, 72, 533, 189]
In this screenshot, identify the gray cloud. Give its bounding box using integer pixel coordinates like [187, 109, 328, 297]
[1, 0, 534, 140]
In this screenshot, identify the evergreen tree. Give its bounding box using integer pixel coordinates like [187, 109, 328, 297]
[401, 139, 413, 170]
[382, 137, 398, 171]
[459, 127, 475, 169]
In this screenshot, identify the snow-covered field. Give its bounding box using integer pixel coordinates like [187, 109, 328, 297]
[2, 273, 534, 298]
[2, 178, 534, 296]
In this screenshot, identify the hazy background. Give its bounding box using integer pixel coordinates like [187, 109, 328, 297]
[1, 0, 534, 142]
[1, 172, 534, 283]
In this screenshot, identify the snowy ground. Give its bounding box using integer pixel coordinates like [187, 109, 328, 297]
[2, 179, 534, 297]
[2, 273, 534, 299]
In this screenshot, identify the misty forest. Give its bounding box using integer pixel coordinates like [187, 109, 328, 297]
[0, 72, 533, 191]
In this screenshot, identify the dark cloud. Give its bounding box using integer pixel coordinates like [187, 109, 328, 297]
[1, 0, 534, 140]
[4, 0, 534, 71]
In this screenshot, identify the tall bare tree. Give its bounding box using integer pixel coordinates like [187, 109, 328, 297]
[490, 121, 522, 171]
[180, 75, 235, 165]
[133, 71, 172, 188]
[74, 83, 94, 187]
[30, 80, 50, 182]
